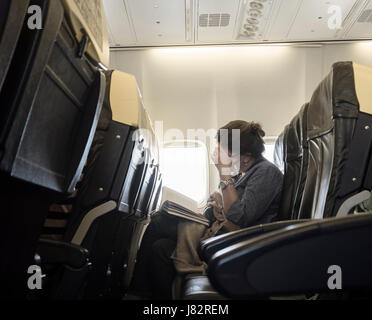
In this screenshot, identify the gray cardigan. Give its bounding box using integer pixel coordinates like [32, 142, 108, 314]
[205, 157, 283, 228]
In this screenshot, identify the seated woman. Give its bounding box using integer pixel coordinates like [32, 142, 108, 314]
[129, 120, 284, 299]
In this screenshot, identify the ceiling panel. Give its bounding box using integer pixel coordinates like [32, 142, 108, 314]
[102, 0, 136, 46]
[287, 0, 357, 41]
[346, 0, 372, 38]
[126, 0, 188, 44]
[266, 0, 302, 41]
[103, 0, 372, 47]
[196, 0, 241, 43]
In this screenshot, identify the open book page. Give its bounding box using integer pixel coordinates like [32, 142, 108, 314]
[160, 187, 204, 214]
[160, 187, 209, 226]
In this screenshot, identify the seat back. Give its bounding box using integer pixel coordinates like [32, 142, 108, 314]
[275, 103, 308, 221]
[54, 70, 160, 299]
[0, 0, 108, 299]
[331, 63, 372, 217]
[148, 172, 163, 214]
[299, 62, 372, 219]
[64, 70, 144, 244]
[0, 0, 106, 193]
[0, 0, 29, 92]
[134, 109, 160, 217]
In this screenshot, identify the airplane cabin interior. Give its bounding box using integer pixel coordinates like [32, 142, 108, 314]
[1, 0, 372, 305]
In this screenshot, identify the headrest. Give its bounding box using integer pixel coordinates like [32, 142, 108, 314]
[109, 70, 158, 161]
[109, 70, 142, 127]
[62, 0, 109, 66]
[307, 61, 359, 140]
[353, 63, 372, 115]
[109, 70, 155, 132]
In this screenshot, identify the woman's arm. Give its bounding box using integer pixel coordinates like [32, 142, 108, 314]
[220, 182, 238, 213]
[226, 166, 283, 228]
[207, 191, 241, 232]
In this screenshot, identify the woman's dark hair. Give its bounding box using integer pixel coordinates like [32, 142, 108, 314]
[216, 120, 265, 158]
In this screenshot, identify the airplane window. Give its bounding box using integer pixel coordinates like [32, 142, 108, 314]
[263, 137, 278, 164]
[159, 141, 209, 205]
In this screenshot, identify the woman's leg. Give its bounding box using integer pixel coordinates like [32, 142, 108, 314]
[129, 211, 179, 296]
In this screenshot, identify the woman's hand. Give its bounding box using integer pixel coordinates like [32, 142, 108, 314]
[207, 192, 225, 222]
[212, 145, 233, 179]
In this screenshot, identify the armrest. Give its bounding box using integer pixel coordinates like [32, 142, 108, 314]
[207, 213, 372, 299]
[37, 239, 89, 269]
[200, 219, 310, 263]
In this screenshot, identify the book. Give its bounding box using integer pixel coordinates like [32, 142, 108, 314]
[160, 187, 210, 227]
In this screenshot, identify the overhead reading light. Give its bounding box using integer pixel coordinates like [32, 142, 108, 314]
[250, 1, 264, 10]
[242, 30, 256, 38]
[246, 17, 259, 25]
[238, 0, 273, 40]
[248, 9, 263, 19]
[243, 24, 259, 32]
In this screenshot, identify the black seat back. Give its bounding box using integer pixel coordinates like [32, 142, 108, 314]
[148, 171, 163, 214]
[276, 62, 372, 220]
[134, 111, 160, 218]
[0, 0, 29, 92]
[0, 0, 108, 299]
[55, 70, 159, 299]
[299, 62, 372, 219]
[0, 0, 105, 193]
[275, 103, 308, 221]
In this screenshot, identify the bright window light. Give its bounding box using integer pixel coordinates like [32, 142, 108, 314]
[263, 137, 278, 164]
[160, 141, 208, 205]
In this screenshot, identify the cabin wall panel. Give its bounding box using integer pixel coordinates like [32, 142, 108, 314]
[110, 47, 308, 136]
